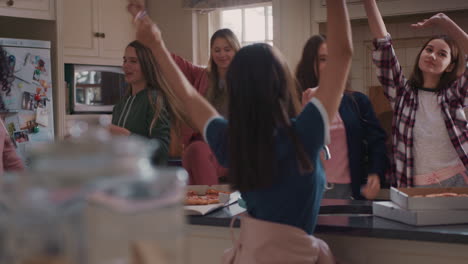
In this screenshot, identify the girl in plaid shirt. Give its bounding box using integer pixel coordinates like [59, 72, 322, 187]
[364, 0, 468, 187]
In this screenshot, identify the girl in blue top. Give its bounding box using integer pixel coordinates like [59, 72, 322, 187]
[126, 0, 352, 262]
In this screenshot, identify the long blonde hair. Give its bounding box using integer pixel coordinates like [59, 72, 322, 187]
[205, 29, 241, 115]
[127, 41, 187, 135]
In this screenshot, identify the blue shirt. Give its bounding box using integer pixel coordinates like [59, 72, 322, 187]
[204, 98, 329, 234]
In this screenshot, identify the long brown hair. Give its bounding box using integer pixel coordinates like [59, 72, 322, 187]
[296, 34, 327, 91]
[127, 41, 187, 135]
[226, 43, 312, 192]
[296, 35, 352, 96]
[409, 35, 464, 91]
[205, 28, 241, 115]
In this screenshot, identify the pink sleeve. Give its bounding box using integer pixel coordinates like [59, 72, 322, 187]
[171, 54, 208, 146]
[171, 53, 207, 93]
[3, 136, 24, 172]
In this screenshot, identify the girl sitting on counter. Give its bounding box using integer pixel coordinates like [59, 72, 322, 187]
[126, 0, 352, 262]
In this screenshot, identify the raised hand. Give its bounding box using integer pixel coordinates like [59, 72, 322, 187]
[134, 15, 163, 48]
[412, 13, 468, 53]
[126, 0, 162, 48]
[127, 0, 145, 18]
[411, 13, 447, 30]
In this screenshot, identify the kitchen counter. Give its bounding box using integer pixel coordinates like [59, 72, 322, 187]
[188, 199, 468, 244]
[186, 199, 468, 264]
[188, 199, 372, 227]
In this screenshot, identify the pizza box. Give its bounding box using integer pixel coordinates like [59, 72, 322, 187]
[184, 185, 241, 216]
[373, 201, 468, 226]
[390, 187, 468, 210]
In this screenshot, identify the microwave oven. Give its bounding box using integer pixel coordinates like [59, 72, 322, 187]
[65, 64, 127, 114]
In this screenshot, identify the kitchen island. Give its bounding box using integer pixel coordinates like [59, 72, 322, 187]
[186, 199, 468, 264]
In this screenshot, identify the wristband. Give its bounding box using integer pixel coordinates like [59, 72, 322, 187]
[136, 10, 148, 20]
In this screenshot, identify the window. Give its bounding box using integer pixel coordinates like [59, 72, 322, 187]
[220, 4, 273, 46]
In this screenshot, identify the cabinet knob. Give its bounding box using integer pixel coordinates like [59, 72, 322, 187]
[93, 33, 106, 38]
[6, 0, 14, 7]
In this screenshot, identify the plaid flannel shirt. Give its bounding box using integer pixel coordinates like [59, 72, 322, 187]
[372, 34, 468, 187]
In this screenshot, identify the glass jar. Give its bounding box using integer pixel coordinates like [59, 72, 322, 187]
[0, 124, 188, 264]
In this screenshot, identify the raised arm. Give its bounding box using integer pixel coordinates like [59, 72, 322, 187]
[412, 13, 468, 55]
[171, 53, 207, 92]
[314, 0, 353, 122]
[363, 0, 388, 39]
[364, 0, 407, 107]
[127, 1, 218, 134]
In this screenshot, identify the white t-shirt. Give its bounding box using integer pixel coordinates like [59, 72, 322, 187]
[413, 89, 461, 175]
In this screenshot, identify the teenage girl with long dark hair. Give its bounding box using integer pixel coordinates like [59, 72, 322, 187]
[127, 0, 352, 262]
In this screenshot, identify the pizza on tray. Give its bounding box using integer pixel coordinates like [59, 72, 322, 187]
[185, 189, 230, 205]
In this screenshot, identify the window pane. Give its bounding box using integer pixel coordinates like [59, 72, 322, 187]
[244, 7, 266, 42]
[267, 6, 273, 40]
[221, 9, 242, 42]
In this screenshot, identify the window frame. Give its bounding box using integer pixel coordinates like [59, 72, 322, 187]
[218, 2, 273, 46]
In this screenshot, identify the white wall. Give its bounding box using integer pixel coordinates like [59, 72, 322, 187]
[147, 0, 195, 61]
[272, 0, 314, 70]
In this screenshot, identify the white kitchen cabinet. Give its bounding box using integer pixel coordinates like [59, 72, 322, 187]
[0, 0, 55, 20]
[63, 0, 136, 66]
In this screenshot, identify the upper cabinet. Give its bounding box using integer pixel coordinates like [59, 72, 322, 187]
[63, 0, 136, 66]
[0, 0, 55, 20]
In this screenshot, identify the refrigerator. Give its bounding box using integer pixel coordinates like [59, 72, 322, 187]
[0, 38, 54, 166]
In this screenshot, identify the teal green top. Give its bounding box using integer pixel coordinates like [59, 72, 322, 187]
[112, 89, 170, 165]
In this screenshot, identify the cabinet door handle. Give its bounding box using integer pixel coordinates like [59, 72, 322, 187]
[94, 32, 101, 38]
[100, 33, 106, 38]
[6, 0, 14, 7]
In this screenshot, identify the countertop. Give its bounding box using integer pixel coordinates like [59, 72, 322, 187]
[187, 199, 468, 245]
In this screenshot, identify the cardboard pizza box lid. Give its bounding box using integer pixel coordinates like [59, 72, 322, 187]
[390, 187, 468, 210]
[373, 201, 468, 226]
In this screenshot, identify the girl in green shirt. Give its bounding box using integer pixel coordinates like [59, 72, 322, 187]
[110, 40, 186, 165]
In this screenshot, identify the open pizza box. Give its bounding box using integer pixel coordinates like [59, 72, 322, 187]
[373, 201, 468, 226]
[390, 187, 468, 210]
[184, 184, 241, 216]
